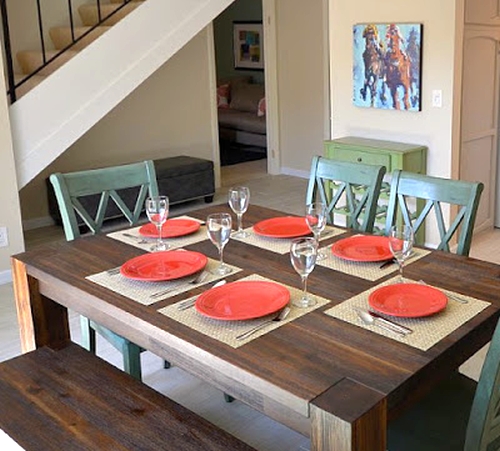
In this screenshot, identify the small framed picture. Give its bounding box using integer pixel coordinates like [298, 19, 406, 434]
[233, 21, 264, 70]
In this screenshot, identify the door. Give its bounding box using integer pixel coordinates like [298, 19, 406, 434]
[460, 27, 500, 229]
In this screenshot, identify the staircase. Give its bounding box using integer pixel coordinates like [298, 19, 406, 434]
[7, 0, 234, 189]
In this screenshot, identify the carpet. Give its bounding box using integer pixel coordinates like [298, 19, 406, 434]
[220, 142, 267, 166]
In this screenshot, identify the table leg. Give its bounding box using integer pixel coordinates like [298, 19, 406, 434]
[11, 258, 70, 352]
[310, 379, 387, 451]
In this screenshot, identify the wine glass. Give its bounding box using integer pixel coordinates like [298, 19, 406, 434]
[290, 237, 318, 308]
[305, 202, 327, 261]
[228, 186, 250, 238]
[207, 213, 233, 275]
[145, 195, 169, 252]
[388, 224, 414, 282]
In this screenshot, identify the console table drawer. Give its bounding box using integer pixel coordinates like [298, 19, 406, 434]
[328, 147, 391, 168]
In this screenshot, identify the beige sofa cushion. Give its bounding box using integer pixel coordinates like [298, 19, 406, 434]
[230, 82, 265, 113]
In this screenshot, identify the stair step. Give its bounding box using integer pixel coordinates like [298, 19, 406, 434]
[13, 74, 46, 98]
[78, 2, 142, 27]
[16, 49, 79, 76]
[50, 26, 112, 50]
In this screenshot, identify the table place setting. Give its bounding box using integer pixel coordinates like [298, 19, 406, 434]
[157, 274, 331, 348]
[106, 215, 207, 252]
[86, 257, 241, 306]
[324, 276, 490, 350]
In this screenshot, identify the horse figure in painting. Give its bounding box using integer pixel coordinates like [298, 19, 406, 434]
[384, 24, 411, 110]
[405, 27, 420, 108]
[359, 24, 386, 107]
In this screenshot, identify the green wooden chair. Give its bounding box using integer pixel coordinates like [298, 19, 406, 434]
[388, 316, 500, 451]
[49, 160, 167, 380]
[306, 156, 386, 233]
[384, 170, 484, 256]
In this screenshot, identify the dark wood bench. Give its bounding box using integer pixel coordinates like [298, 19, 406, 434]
[0, 343, 255, 451]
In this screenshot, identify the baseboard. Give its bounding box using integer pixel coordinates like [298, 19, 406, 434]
[0, 269, 12, 285]
[280, 166, 310, 179]
[23, 216, 55, 231]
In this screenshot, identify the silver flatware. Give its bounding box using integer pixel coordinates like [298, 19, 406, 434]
[366, 310, 413, 335]
[355, 308, 410, 336]
[379, 258, 396, 269]
[418, 280, 468, 304]
[106, 266, 121, 276]
[236, 306, 291, 341]
[177, 280, 227, 311]
[122, 233, 148, 244]
[150, 271, 210, 299]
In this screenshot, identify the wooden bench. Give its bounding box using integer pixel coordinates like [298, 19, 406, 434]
[0, 343, 256, 451]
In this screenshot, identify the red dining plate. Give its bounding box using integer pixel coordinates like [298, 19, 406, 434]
[331, 235, 393, 262]
[253, 216, 311, 239]
[195, 281, 290, 320]
[139, 219, 201, 238]
[120, 250, 207, 281]
[368, 283, 448, 318]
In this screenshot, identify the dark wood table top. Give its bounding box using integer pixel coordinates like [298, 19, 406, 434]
[11, 204, 500, 451]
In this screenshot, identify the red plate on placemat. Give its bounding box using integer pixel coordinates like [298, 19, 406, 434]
[331, 235, 392, 262]
[195, 281, 290, 320]
[120, 250, 207, 281]
[139, 219, 201, 238]
[368, 283, 448, 318]
[253, 217, 311, 239]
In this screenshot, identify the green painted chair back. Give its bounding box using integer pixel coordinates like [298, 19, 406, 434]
[306, 156, 386, 233]
[465, 316, 500, 450]
[49, 160, 158, 241]
[384, 170, 484, 256]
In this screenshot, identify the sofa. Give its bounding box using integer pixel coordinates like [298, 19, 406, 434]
[217, 76, 266, 149]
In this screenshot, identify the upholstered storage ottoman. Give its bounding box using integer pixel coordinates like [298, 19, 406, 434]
[47, 155, 215, 226]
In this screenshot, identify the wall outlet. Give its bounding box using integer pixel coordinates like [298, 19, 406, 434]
[0, 227, 9, 247]
[432, 90, 442, 108]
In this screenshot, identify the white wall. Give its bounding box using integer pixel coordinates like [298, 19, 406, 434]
[19, 27, 217, 222]
[0, 57, 24, 279]
[329, 0, 458, 180]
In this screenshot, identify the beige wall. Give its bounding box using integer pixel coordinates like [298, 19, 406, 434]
[276, 0, 328, 173]
[20, 28, 216, 222]
[330, 0, 459, 179]
[0, 58, 25, 275]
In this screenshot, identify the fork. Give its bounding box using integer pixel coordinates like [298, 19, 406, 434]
[418, 279, 468, 304]
[150, 271, 209, 299]
[122, 233, 149, 245]
[236, 307, 291, 340]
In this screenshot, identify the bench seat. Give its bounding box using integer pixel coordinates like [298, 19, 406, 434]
[0, 343, 255, 451]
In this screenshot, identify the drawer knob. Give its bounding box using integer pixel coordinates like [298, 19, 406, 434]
[357, 157, 362, 162]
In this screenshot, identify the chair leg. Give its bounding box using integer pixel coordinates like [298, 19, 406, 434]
[122, 342, 142, 381]
[80, 316, 96, 353]
[224, 393, 235, 403]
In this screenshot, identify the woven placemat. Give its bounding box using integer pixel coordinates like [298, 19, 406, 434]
[231, 225, 344, 254]
[324, 276, 490, 350]
[158, 274, 331, 348]
[86, 258, 241, 306]
[317, 248, 430, 281]
[107, 216, 207, 252]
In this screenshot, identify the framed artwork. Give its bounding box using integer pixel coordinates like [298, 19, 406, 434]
[233, 21, 264, 70]
[352, 23, 423, 112]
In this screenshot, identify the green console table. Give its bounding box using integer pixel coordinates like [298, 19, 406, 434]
[324, 136, 427, 240]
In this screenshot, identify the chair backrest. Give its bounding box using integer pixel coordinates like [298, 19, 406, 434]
[384, 170, 484, 256]
[49, 160, 159, 241]
[306, 156, 386, 233]
[465, 316, 500, 450]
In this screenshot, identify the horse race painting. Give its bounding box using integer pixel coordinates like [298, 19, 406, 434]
[353, 23, 422, 112]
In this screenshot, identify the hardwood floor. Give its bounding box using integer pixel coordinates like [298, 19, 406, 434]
[2, 159, 497, 449]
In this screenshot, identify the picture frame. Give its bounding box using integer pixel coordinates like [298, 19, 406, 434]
[233, 21, 264, 70]
[352, 23, 423, 112]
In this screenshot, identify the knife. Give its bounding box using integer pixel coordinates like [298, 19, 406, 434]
[368, 310, 413, 335]
[379, 258, 396, 269]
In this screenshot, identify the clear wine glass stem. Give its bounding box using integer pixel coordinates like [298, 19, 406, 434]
[237, 213, 243, 233]
[301, 274, 308, 300]
[219, 246, 225, 269]
[157, 224, 163, 248]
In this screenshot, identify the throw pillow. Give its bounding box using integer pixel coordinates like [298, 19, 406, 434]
[230, 82, 265, 113]
[217, 84, 230, 109]
[257, 97, 266, 117]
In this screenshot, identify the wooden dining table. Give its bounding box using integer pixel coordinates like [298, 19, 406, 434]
[11, 204, 500, 451]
